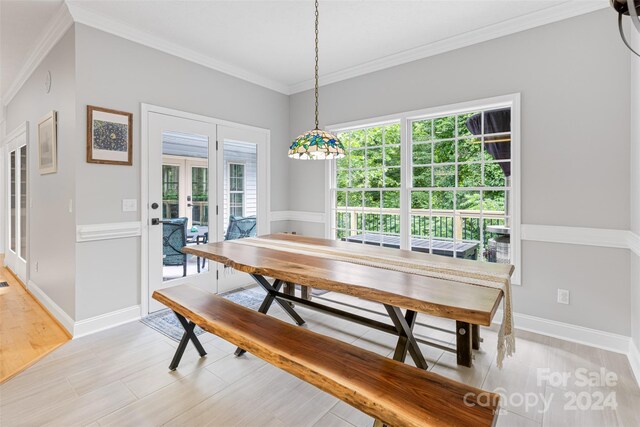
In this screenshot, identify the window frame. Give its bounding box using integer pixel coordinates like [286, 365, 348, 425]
[325, 93, 521, 285]
[228, 161, 246, 218]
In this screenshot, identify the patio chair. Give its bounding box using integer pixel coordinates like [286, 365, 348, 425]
[224, 215, 257, 240]
[163, 217, 188, 277]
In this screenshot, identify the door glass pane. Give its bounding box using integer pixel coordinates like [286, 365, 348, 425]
[20, 146, 27, 259]
[162, 165, 180, 219]
[161, 131, 209, 281]
[191, 167, 208, 226]
[10, 151, 16, 252]
[224, 142, 257, 240]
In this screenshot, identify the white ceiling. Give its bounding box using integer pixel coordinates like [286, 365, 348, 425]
[1, 0, 64, 98]
[1, 0, 608, 101]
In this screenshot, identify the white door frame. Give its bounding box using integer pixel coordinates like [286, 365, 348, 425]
[3, 122, 29, 282]
[140, 104, 271, 316]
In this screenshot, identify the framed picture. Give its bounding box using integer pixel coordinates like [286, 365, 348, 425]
[38, 111, 57, 174]
[87, 105, 133, 165]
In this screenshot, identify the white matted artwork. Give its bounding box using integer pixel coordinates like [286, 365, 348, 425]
[87, 105, 133, 165]
[38, 111, 57, 175]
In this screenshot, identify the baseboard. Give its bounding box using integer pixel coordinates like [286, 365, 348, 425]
[270, 210, 326, 223]
[73, 305, 141, 338]
[493, 310, 631, 355]
[27, 280, 74, 335]
[629, 340, 640, 386]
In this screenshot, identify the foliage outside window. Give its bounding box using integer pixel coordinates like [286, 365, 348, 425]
[332, 104, 512, 264]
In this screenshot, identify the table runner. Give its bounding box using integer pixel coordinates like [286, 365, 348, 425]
[229, 237, 515, 368]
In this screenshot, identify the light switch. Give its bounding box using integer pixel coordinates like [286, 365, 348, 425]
[122, 199, 137, 212]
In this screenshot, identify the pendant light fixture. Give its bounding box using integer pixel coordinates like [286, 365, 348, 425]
[612, 0, 640, 57]
[288, 0, 345, 160]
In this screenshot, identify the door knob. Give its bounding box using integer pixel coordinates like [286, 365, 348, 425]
[151, 218, 160, 225]
[151, 202, 159, 209]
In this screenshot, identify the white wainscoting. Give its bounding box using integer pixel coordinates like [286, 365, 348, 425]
[76, 221, 142, 242]
[73, 305, 141, 338]
[28, 280, 75, 334]
[270, 210, 326, 223]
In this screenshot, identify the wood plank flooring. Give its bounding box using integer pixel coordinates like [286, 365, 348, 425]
[1, 290, 638, 426]
[0, 267, 70, 383]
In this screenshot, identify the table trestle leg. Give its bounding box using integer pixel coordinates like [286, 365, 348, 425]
[235, 274, 306, 357]
[384, 305, 428, 370]
[456, 321, 473, 367]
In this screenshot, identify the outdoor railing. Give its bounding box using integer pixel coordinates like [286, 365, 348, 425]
[335, 207, 506, 245]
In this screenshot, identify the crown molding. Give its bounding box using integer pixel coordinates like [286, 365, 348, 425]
[289, 0, 609, 94]
[2, 3, 74, 107]
[65, 2, 291, 95]
[2, 0, 609, 103]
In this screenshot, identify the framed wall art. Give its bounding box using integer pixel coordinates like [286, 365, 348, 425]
[87, 105, 133, 165]
[38, 110, 57, 174]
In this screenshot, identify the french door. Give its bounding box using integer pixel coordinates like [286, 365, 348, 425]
[144, 107, 270, 313]
[148, 113, 217, 312]
[216, 125, 269, 294]
[5, 124, 28, 282]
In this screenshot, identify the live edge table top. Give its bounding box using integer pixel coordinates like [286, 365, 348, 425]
[183, 233, 513, 326]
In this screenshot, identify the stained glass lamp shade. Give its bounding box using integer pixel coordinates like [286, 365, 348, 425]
[288, 0, 345, 160]
[288, 129, 345, 160]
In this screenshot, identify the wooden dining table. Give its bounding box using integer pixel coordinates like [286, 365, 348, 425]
[183, 233, 513, 368]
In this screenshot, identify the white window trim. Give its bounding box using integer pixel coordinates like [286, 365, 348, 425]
[227, 161, 246, 217]
[325, 93, 521, 285]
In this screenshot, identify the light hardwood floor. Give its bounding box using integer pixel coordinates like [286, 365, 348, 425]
[0, 268, 70, 383]
[0, 291, 638, 427]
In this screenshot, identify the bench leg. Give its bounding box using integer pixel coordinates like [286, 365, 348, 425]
[384, 305, 428, 370]
[170, 312, 207, 371]
[235, 275, 306, 357]
[472, 324, 481, 350]
[456, 321, 473, 367]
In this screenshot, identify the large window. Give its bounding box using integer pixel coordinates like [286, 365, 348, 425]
[229, 163, 245, 217]
[330, 96, 518, 276]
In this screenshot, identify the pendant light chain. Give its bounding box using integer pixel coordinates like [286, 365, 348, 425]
[314, 0, 320, 130]
[287, 0, 345, 159]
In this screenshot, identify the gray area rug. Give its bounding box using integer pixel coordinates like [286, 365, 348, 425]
[140, 286, 266, 341]
[0, 281, 8, 288]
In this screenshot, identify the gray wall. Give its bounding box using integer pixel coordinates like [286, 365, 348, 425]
[73, 24, 290, 320]
[288, 9, 632, 335]
[5, 28, 77, 318]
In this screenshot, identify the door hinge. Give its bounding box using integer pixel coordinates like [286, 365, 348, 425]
[216, 140, 219, 150]
[216, 205, 219, 215]
[216, 270, 219, 280]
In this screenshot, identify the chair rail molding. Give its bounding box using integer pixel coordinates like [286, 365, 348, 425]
[270, 210, 326, 224]
[629, 231, 640, 257]
[520, 224, 632, 249]
[76, 221, 142, 242]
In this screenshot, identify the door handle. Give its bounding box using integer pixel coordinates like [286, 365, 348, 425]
[151, 218, 160, 225]
[187, 203, 193, 208]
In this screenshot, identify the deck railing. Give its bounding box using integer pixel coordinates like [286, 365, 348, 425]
[335, 207, 506, 244]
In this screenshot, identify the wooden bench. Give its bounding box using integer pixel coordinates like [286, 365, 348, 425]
[153, 284, 500, 427]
